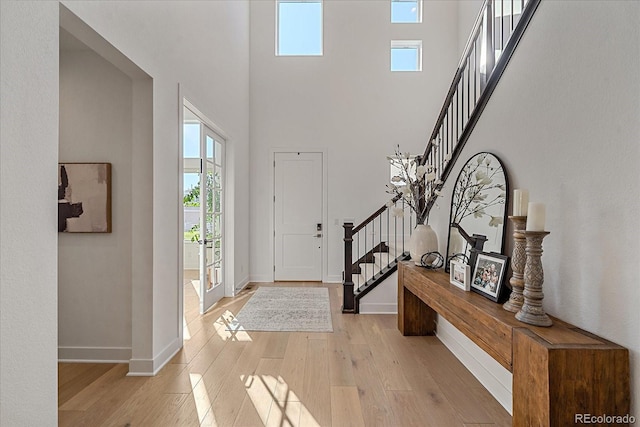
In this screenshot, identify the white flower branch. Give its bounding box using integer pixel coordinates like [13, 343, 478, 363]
[386, 145, 442, 224]
[451, 153, 506, 227]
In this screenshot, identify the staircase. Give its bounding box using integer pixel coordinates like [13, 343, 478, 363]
[342, 0, 542, 313]
[352, 241, 410, 297]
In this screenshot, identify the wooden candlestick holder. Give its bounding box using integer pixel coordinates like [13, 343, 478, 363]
[503, 216, 527, 313]
[515, 230, 552, 327]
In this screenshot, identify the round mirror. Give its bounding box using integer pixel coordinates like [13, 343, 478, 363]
[445, 152, 509, 271]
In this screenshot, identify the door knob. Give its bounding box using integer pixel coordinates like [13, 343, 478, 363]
[313, 233, 322, 238]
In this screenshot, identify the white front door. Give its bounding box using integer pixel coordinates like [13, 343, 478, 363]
[274, 152, 323, 281]
[199, 127, 225, 313]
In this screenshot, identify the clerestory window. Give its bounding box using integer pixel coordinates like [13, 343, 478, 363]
[391, 0, 422, 23]
[391, 40, 422, 72]
[276, 0, 323, 56]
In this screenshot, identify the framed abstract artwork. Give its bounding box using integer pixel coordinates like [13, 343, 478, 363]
[58, 163, 112, 233]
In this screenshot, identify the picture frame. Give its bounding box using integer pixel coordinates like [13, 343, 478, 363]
[471, 252, 509, 302]
[449, 260, 470, 291]
[58, 163, 112, 233]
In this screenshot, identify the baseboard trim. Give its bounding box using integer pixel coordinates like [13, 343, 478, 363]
[249, 274, 342, 284]
[127, 337, 182, 376]
[235, 275, 250, 293]
[58, 346, 131, 363]
[436, 316, 513, 414]
[248, 274, 273, 283]
[358, 302, 398, 314]
[127, 358, 154, 376]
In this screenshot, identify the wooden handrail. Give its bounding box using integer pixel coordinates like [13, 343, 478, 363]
[352, 194, 400, 234]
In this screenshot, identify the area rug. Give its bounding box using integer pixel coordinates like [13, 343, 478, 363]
[226, 287, 333, 332]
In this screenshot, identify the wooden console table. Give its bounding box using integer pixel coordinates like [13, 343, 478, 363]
[397, 262, 630, 426]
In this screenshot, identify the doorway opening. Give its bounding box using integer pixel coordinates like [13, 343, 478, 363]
[182, 105, 226, 315]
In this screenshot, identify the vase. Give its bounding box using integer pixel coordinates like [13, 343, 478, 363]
[409, 224, 438, 266]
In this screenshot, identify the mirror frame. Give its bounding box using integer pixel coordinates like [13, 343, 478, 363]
[444, 152, 509, 272]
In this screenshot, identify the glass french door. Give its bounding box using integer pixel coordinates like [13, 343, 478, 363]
[199, 126, 225, 314]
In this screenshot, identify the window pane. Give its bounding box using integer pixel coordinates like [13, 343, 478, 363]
[214, 214, 221, 238]
[184, 173, 199, 203]
[205, 213, 214, 240]
[183, 173, 199, 239]
[214, 167, 222, 189]
[214, 189, 221, 213]
[278, 1, 322, 56]
[183, 123, 200, 158]
[391, 0, 420, 23]
[214, 239, 222, 262]
[391, 47, 420, 71]
[213, 263, 222, 286]
[206, 136, 214, 161]
[389, 156, 416, 184]
[215, 140, 222, 166]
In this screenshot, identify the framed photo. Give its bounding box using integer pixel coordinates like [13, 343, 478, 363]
[449, 260, 470, 291]
[471, 252, 509, 302]
[58, 163, 112, 233]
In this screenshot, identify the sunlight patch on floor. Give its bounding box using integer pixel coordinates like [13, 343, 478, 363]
[191, 279, 201, 299]
[242, 374, 320, 427]
[183, 315, 191, 340]
[189, 373, 218, 426]
[214, 309, 253, 342]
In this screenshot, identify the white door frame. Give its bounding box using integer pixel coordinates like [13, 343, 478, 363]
[178, 92, 234, 340]
[269, 147, 329, 282]
[182, 99, 233, 296]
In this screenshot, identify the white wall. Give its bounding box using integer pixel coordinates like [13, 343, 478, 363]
[430, 0, 640, 413]
[58, 44, 134, 361]
[249, 0, 460, 282]
[0, 1, 59, 424]
[60, 0, 251, 373]
[359, 271, 398, 314]
[3, 0, 250, 415]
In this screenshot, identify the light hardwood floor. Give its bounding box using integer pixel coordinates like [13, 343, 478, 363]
[58, 281, 512, 426]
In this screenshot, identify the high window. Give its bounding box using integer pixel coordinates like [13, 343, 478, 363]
[276, 0, 323, 56]
[389, 154, 417, 185]
[391, 0, 422, 23]
[391, 40, 422, 72]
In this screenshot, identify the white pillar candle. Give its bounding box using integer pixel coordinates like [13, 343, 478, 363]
[513, 189, 529, 216]
[526, 203, 546, 231]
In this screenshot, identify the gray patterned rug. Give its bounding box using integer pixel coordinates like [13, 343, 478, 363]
[226, 287, 333, 332]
